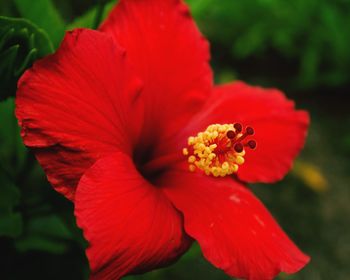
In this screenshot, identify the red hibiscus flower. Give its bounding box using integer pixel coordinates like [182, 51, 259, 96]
[15, 0, 310, 279]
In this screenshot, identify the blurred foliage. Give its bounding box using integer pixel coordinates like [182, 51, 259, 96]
[67, 0, 116, 30]
[0, 0, 350, 279]
[14, 0, 65, 47]
[0, 172, 21, 238]
[188, 0, 350, 90]
[292, 160, 328, 193]
[0, 99, 23, 238]
[0, 16, 53, 101]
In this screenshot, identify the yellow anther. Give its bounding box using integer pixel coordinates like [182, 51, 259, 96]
[183, 123, 253, 177]
[222, 162, 229, 170]
[236, 156, 245, 165]
[209, 144, 217, 150]
[208, 153, 216, 160]
[231, 164, 239, 173]
[197, 143, 205, 150]
[188, 136, 195, 145]
[189, 164, 196, 172]
[188, 155, 196, 163]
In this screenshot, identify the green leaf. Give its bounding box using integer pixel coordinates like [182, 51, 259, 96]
[14, 0, 65, 47]
[0, 98, 28, 185]
[67, 0, 117, 30]
[15, 215, 73, 254]
[0, 98, 24, 238]
[0, 16, 53, 101]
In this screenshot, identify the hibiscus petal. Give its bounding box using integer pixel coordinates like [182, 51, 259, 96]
[100, 0, 212, 147]
[160, 171, 310, 280]
[16, 28, 143, 200]
[180, 82, 309, 183]
[75, 153, 191, 279]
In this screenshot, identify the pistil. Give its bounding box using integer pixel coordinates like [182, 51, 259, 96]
[183, 123, 257, 177]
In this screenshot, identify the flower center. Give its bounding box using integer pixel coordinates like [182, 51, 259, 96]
[182, 123, 257, 177]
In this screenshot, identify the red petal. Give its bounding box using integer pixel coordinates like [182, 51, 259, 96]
[100, 0, 212, 147]
[181, 82, 309, 183]
[16, 29, 143, 200]
[75, 153, 191, 279]
[160, 171, 310, 280]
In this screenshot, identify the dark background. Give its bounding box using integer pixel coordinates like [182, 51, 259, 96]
[1, 0, 350, 279]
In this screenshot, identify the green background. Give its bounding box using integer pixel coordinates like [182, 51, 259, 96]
[1, 0, 350, 279]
